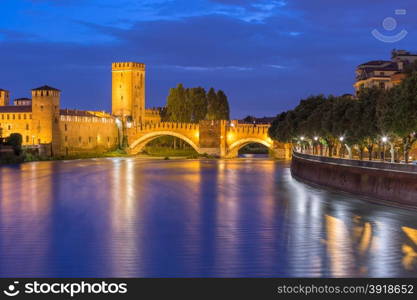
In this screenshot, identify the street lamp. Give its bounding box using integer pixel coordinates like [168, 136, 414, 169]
[381, 136, 388, 161]
[339, 136, 344, 142]
[314, 136, 318, 141]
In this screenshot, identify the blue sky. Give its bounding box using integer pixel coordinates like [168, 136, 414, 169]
[1, 0, 416, 118]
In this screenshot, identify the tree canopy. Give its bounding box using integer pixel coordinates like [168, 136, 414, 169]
[268, 72, 417, 162]
[165, 85, 230, 122]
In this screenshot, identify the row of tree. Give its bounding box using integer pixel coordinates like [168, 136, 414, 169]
[268, 72, 417, 163]
[164, 84, 230, 122]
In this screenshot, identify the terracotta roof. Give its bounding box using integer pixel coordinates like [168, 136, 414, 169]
[359, 60, 392, 66]
[0, 105, 32, 113]
[32, 85, 60, 91]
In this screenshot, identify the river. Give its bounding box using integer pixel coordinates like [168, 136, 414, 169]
[0, 157, 416, 277]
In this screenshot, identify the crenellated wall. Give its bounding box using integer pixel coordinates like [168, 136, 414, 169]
[56, 114, 119, 156]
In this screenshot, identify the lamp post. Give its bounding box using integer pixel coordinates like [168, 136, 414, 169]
[382, 136, 388, 162]
[339, 136, 344, 158]
[300, 136, 304, 153]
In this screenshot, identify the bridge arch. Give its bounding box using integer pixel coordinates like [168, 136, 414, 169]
[226, 138, 273, 158]
[128, 131, 201, 155]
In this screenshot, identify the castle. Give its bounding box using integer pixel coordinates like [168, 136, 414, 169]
[0, 62, 161, 157]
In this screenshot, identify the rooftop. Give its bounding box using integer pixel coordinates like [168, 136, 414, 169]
[60, 109, 96, 117]
[0, 105, 32, 113]
[32, 85, 60, 92]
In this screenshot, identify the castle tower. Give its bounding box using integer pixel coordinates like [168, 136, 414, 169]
[112, 62, 146, 124]
[0, 89, 10, 106]
[31, 86, 61, 152]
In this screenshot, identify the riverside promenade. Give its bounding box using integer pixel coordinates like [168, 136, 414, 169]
[291, 152, 417, 209]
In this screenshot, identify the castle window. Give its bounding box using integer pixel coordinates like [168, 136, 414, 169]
[38, 139, 40, 144]
[40, 105, 44, 111]
[24, 114, 26, 120]
[121, 96, 123, 100]
[26, 124, 29, 130]
[79, 137, 82, 143]
[88, 137, 92, 143]
[26, 136, 29, 143]
[107, 137, 110, 143]
[7, 114, 9, 120]
[65, 136, 68, 142]
[8, 125, 11, 130]
[18, 115, 21, 120]
[12, 114, 15, 120]
[65, 124, 67, 131]
[29, 114, 32, 119]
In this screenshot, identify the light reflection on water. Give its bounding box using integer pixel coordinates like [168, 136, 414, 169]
[0, 158, 417, 277]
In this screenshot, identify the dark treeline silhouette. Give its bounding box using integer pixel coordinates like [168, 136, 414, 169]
[268, 72, 417, 163]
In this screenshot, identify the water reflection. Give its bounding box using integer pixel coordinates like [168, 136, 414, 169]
[0, 158, 416, 277]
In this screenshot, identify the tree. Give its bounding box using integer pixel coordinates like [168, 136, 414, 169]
[216, 90, 230, 120]
[166, 84, 191, 122]
[206, 88, 219, 120]
[6, 133, 23, 155]
[388, 72, 417, 162]
[186, 87, 207, 122]
[268, 111, 297, 144]
[355, 88, 380, 160]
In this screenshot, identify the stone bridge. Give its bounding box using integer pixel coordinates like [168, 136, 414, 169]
[126, 120, 290, 159]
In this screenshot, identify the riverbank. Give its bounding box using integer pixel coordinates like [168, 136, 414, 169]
[291, 152, 417, 209]
[0, 148, 221, 165]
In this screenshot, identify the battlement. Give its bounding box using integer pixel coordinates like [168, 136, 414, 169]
[231, 123, 270, 134]
[112, 62, 145, 71]
[133, 122, 199, 132]
[60, 114, 115, 124]
[145, 108, 162, 116]
[32, 86, 61, 97]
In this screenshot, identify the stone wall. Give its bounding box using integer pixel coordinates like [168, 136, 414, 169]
[0, 112, 33, 145]
[291, 152, 417, 208]
[57, 115, 119, 156]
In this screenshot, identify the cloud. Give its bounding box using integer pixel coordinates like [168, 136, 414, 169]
[1, 0, 417, 118]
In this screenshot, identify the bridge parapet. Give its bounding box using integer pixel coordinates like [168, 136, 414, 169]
[133, 122, 199, 132]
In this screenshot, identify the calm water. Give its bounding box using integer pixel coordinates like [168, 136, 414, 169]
[0, 157, 417, 278]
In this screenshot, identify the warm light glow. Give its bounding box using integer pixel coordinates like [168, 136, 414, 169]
[382, 136, 388, 143]
[314, 136, 318, 141]
[300, 136, 305, 141]
[339, 136, 344, 142]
